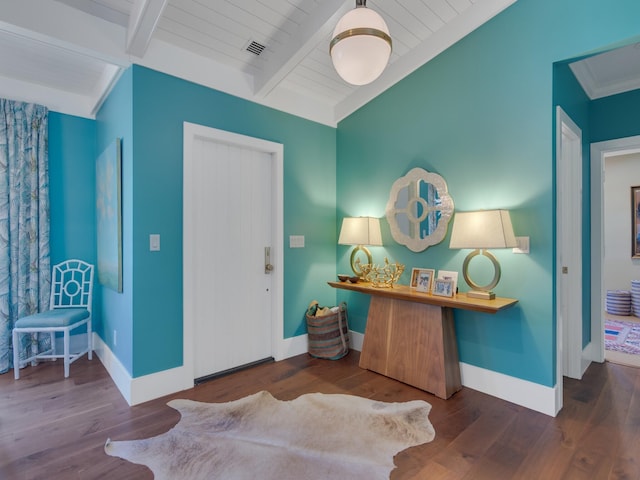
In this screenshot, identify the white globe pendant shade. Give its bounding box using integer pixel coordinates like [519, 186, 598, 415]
[330, 3, 392, 86]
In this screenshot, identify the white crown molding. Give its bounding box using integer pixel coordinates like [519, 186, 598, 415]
[0, 74, 97, 118]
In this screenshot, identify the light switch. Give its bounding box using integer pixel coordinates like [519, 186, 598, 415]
[289, 235, 305, 248]
[150, 234, 160, 251]
[513, 236, 530, 254]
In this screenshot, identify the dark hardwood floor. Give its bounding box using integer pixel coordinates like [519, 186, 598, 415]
[1, 351, 639, 479]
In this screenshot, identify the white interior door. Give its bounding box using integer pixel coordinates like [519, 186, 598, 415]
[556, 106, 583, 383]
[183, 124, 283, 381]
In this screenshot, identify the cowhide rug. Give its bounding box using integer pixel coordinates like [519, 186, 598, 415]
[105, 390, 435, 480]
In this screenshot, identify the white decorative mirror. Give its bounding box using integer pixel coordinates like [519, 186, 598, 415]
[385, 167, 454, 252]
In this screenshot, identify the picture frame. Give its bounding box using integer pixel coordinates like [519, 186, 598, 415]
[410, 267, 435, 290]
[437, 270, 458, 294]
[96, 138, 123, 292]
[416, 270, 434, 293]
[433, 278, 454, 297]
[633, 186, 640, 258]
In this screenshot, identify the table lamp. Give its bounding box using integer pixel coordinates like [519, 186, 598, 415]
[338, 217, 383, 277]
[449, 210, 517, 299]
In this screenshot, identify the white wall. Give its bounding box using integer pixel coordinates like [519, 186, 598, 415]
[603, 153, 640, 295]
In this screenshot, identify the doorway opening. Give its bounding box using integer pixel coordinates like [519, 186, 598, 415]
[591, 136, 640, 369]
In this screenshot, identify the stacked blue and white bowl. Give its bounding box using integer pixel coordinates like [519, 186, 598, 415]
[606, 290, 632, 316]
[631, 280, 640, 317]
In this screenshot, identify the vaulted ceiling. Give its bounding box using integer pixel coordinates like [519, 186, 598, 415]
[0, 1, 637, 127]
[0, 0, 516, 125]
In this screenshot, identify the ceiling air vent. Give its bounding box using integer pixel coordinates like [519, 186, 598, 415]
[245, 40, 266, 56]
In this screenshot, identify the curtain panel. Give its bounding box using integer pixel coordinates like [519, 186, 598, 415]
[0, 99, 50, 374]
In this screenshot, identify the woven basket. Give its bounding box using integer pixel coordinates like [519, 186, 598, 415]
[306, 301, 349, 360]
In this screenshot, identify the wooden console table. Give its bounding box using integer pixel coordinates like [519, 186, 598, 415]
[328, 281, 518, 399]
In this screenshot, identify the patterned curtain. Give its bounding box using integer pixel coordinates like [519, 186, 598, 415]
[0, 99, 50, 374]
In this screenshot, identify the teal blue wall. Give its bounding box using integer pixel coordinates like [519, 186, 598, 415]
[96, 68, 135, 374]
[127, 66, 336, 377]
[591, 89, 640, 142]
[49, 112, 97, 266]
[336, 0, 640, 387]
[48, 112, 98, 334]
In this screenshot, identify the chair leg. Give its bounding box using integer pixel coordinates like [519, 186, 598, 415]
[88, 319, 92, 361]
[13, 330, 20, 380]
[63, 331, 70, 378]
[50, 331, 56, 356]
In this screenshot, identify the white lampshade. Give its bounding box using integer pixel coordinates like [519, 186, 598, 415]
[449, 210, 517, 250]
[339, 217, 383, 246]
[330, 2, 392, 86]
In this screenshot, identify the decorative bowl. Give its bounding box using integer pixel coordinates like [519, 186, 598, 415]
[337, 274, 349, 282]
[348, 276, 360, 283]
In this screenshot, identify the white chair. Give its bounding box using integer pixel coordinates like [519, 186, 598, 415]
[13, 259, 94, 379]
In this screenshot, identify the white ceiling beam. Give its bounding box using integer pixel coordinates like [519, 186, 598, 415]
[126, 0, 168, 58]
[253, 0, 351, 98]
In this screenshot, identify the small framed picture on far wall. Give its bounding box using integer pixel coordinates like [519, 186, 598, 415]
[632, 185, 640, 258]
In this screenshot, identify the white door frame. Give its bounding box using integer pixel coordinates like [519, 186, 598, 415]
[590, 135, 640, 365]
[182, 122, 284, 385]
[555, 107, 583, 394]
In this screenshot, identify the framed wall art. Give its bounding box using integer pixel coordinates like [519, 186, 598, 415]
[96, 138, 123, 292]
[633, 186, 640, 258]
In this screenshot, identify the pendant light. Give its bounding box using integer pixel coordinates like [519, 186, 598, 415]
[329, 0, 392, 86]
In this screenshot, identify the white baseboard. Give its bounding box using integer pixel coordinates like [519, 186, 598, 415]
[581, 341, 599, 376]
[93, 334, 193, 406]
[350, 331, 364, 351]
[460, 362, 560, 416]
[92, 334, 133, 404]
[93, 330, 558, 415]
[275, 333, 309, 360]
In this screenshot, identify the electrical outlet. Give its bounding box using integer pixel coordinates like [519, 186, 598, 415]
[289, 235, 305, 248]
[113, 329, 117, 346]
[513, 236, 530, 254]
[150, 234, 161, 251]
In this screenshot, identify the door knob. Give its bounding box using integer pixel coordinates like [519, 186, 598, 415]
[265, 247, 273, 274]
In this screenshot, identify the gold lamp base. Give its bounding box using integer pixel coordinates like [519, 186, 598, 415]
[462, 249, 501, 300]
[350, 245, 372, 278]
[467, 289, 496, 300]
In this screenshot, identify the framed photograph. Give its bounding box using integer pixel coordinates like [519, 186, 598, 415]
[416, 270, 434, 293]
[437, 270, 458, 294]
[633, 186, 640, 258]
[411, 267, 435, 289]
[433, 278, 454, 297]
